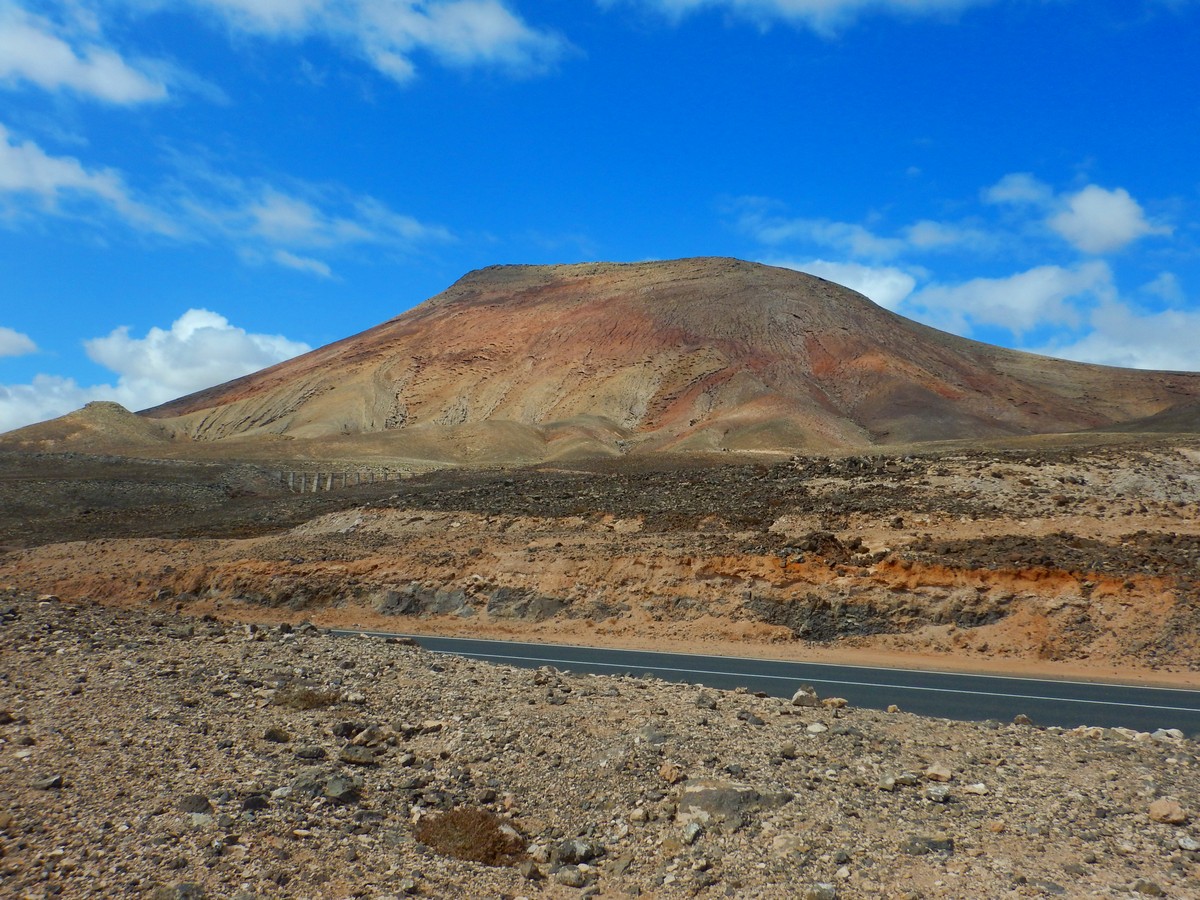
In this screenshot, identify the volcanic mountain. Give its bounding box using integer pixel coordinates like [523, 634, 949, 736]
[10, 258, 1200, 461]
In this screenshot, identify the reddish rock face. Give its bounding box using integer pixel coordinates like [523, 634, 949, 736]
[20, 258, 1200, 461]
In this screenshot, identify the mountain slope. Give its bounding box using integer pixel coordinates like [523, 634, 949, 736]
[12, 258, 1200, 459]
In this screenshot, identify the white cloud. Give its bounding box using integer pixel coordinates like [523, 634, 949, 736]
[0, 4, 168, 103]
[184, 0, 568, 82]
[0, 309, 311, 433]
[739, 175, 1191, 373]
[1048, 184, 1169, 254]
[615, 0, 991, 33]
[0, 122, 166, 228]
[739, 204, 994, 261]
[84, 308, 311, 398]
[238, 189, 442, 249]
[271, 249, 333, 277]
[985, 174, 1169, 255]
[0, 121, 125, 205]
[1040, 301, 1200, 373]
[982, 172, 1053, 207]
[740, 209, 905, 259]
[1141, 272, 1184, 304]
[190, 0, 329, 34]
[906, 261, 1114, 337]
[901, 218, 994, 253]
[0, 326, 36, 357]
[196, 181, 453, 273]
[769, 258, 917, 309]
[0, 126, 448, 273]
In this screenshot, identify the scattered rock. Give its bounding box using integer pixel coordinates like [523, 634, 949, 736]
[551, 838, 605, 867]
[518, 859, 543, 881]
[791, 686, 822, 708]
[262, 725, 290, 743]
[737, 709, 766, 726]
[659, 761, 685, 784]
[176, 794, 211, 814]
[554, 865, 586, 887]
[338, 745, 380, 766]
[322, 774, 360, 803]
[149, 883, 206, 900]
[902, 834, 954, 855]
[677, 779, 791, 830]
[925, 785, 951, 803]
[0, 591, 1196, 898]
[1132, 879, 1166, 897]
[1148, 798, 1187, 825]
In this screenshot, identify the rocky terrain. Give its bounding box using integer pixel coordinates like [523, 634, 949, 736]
[4, 260, 1200, 899]
[3, 435, 1199, 675]
[2, 592, 1197, 899]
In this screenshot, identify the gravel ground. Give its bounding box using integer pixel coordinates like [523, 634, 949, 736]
[2, 592, 1198, 899]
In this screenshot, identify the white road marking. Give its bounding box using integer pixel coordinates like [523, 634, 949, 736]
[338, 629, 1199, 694]
[426, 650, 1200, 714]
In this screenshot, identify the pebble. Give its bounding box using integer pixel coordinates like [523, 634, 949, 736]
[925, 785, 951, 803]
[791, 686, 822, 708]
[1148, 798, 1187, 825]
[902, 834, 955, 855]
[263, 725, 290, 743]
[2, 592, 1197, 899]
[339, 745, 379, 766]
[322, 774, 360, 803]
[1132, 879, 1166, 896]
[555, 865, 586, 887]
[803, 883, 837, 900]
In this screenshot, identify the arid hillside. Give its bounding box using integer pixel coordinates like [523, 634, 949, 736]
[6, 259, 1199, 465]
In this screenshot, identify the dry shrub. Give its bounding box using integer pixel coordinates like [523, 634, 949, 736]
[415, 807, 525, 866]
[272, 685, 340, 710]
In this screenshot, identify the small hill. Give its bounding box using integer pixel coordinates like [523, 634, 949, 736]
[2, 401, 177, 452]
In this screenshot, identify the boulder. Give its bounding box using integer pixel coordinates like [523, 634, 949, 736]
[676, 779, 792, 830]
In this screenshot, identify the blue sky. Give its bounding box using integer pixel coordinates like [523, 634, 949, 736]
[1, 0, 1198, 432]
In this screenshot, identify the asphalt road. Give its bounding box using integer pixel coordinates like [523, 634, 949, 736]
[333, 631, 1200, 734]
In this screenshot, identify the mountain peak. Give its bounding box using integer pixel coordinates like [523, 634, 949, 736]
[8, 259, 1200, 462]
